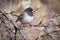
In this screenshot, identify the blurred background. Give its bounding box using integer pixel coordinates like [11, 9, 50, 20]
[0, 0, 60, 40]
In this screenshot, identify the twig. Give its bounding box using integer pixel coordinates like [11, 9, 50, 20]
[0, 10, 19, 29]
[1, 19, 12, 40]
[0, 10, 27, 40]
[0, 10, 19, 40]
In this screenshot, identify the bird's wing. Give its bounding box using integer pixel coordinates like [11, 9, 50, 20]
[19, 13, 24, 19]
[16, 13, 24, 22]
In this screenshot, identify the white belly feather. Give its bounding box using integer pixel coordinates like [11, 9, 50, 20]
[22, 13, 34, 23]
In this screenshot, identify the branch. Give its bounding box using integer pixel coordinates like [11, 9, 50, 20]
[0, 10, 19, 29]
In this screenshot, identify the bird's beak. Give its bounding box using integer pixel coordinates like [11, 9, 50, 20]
[32, 9, 38, 12]
[32, 10, 37, 13]
[33, 10, 35, 12]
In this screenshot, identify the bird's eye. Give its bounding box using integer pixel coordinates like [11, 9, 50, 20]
[29, 9, 33, 11]
[28, 8, 33, 11]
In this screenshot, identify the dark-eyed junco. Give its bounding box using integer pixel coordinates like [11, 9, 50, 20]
[11, 7, 34, 24]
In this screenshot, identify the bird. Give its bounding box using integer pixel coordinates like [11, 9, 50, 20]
[16, 7, 34, 24]
[11, 7, 34, 24]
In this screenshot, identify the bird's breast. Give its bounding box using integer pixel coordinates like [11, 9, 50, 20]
[22, 14, 34, 23]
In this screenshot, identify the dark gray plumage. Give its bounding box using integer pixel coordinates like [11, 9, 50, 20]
[16, 7, 34, 23]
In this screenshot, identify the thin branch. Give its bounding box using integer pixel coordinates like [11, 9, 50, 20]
[0, 10, 27, 40]
[0, 10, 19, 29]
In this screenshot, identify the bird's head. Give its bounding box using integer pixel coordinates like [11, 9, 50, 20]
[25, 7, 33, 12]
